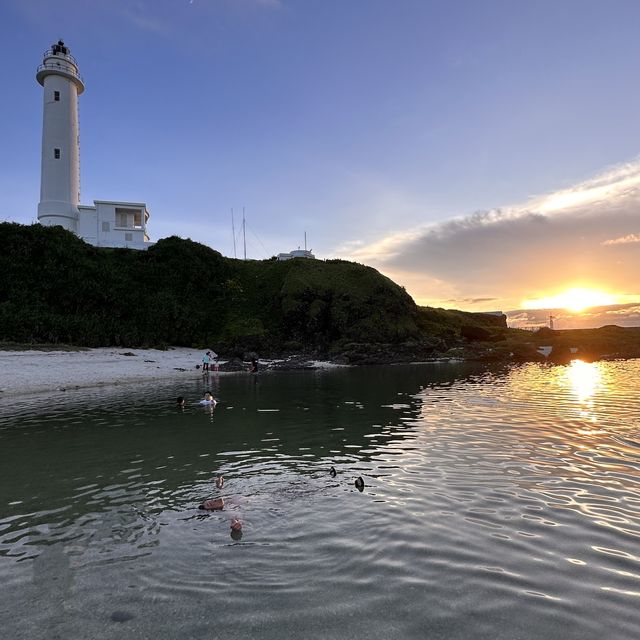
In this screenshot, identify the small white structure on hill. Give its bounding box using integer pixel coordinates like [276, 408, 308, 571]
[36, 41, 151, 249]
[277, 248, 315, 261]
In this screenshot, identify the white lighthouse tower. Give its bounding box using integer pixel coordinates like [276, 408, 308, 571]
[36, 40, 84, 232]
[35, 41, 151, 249]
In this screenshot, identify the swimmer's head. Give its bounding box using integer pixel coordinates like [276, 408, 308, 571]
[204, 392, 213, 400]
[230, 528, 243, 541]
[215, 475, 224, 489]
[355, 476, 365, 492]
[329, 466, 337, 478]
[176, 396, 185, 407]
[200, 497, 224, 510]
[230, 517, 242, 531]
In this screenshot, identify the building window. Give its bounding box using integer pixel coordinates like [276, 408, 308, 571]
[115, 207, 143, 229]
[125, 233, 133, 242]
[54, 148, 61, 159]
[102, 222, 110, 232]
[54, 91, 60, 102]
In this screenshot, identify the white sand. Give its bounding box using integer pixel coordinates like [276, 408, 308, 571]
[0, 347, 209, 397]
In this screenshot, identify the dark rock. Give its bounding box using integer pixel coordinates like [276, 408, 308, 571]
[218, 357, 246, 372]
[270, 355, 314, 370]
[110, 610, 135, 623]
[460, 325, 491, 342]
[510, 344, 547, 363]
[548, 344, 573, 364]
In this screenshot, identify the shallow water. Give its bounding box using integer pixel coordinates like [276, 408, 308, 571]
[1, 360, 639, 639]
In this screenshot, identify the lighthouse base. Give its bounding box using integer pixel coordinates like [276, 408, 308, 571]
[38, 200, 79, 233]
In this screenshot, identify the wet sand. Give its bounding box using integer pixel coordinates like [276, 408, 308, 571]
[0, 347, 207, 397]
[0, 348, 346, 398]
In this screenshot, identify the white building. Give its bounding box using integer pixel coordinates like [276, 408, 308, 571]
[36, 41, 151, 249]
[276, 249, 315, 261]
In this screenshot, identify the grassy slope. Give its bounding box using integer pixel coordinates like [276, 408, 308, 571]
[4, 223, 637, 361]
[0, 224, 440, 353]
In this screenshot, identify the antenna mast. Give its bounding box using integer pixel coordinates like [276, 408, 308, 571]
[231, 208, 237, 258]
[242, 207, 247, 260]
[304, 231, 307, 251]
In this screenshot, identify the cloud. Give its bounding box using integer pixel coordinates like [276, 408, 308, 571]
[446, 297, 498, 305]
[602, 233, 640, 246]
[253, 0, 283, 8]
[341, 158, 640, 313]
[120, 7, 170, 35]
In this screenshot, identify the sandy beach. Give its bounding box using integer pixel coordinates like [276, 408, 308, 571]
[0, 347, 209, 397]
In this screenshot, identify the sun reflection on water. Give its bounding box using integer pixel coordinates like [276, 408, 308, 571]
[564, 359, 605, 429]
[567, 359, 601, 402]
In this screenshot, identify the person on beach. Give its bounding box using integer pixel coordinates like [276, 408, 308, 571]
[200, 392, 217, 406]
[202, 352, 211, 373]
[248, 358, 259, 373]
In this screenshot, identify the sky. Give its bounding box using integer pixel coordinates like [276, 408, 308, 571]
[2, 0, 640, 326]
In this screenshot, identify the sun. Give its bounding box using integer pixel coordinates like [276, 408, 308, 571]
[521, 287, 618, 312]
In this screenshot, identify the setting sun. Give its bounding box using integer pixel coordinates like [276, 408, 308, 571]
[521, 287, 619, 312]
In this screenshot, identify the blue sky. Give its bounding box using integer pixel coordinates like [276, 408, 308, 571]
[3, 0, 640, 321]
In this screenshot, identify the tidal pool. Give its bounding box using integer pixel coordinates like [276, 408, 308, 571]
[1, 360, 639, 639]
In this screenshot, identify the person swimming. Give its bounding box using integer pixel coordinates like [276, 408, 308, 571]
[176, 396, 185, 408]
[329, 466, 337, 478]
[199, 392, 217, 406]
[215, 475, 224, 489]
[355, 477, 365, 492]
[199, 497, 224, 510]
[230, 518, 243, 540]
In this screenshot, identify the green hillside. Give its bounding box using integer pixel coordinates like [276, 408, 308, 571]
[0, 223, 509, 358]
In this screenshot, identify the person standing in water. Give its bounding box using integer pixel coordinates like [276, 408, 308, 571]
[200, 392, 217, 406]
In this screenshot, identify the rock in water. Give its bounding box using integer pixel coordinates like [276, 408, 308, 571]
[110, 610, 135, 623]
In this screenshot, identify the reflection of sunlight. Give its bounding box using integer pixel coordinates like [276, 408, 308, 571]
[565, 360, 602, 424]
[568, 360, 600, 401]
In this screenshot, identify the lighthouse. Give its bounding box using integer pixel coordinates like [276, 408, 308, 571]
[36, 40, 84, 232]
[35, 41, 151, 249]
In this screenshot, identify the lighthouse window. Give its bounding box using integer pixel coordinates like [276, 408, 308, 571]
[54, 148, 61, 159]
[54, 91, 60, 102]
